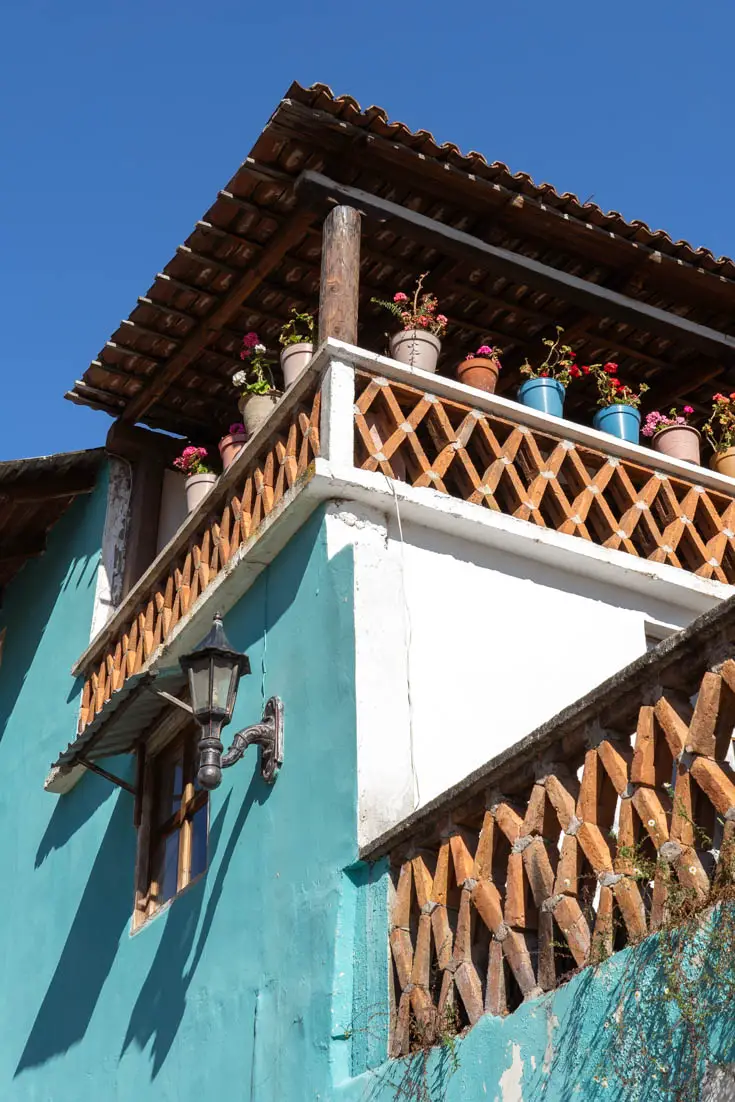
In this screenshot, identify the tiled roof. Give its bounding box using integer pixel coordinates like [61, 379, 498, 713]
[64, 82, 735, 438]
[289, 82, 735, 278]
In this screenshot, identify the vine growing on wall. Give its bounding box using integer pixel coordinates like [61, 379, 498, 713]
[588, 830, 735, 1102]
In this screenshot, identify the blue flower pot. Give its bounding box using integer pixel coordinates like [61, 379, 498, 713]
[517, 377, 565, 418]
[593, 404, 641, 444]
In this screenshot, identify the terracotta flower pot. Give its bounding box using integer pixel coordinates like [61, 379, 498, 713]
[218, 433, 247, 470]
[280, 342, 313, 389]
[456, 356, 501, 394]
[185, 472, 217, 513]
[238, 392, 282, 437]
[389, 329, 441, 373]
[652, 425, 701, 465]
[710, 447, 735, 478]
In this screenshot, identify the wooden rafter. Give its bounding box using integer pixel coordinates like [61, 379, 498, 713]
[0, 533, 46, 561]
[119, 208, 318, 425]
[296, 171, 735, 360]
[0, 470, 98, 503]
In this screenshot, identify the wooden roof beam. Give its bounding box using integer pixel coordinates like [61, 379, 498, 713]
[296, 172, 735, 361]
[119, 207, 317, 424]
[0, 533, 47, 561]
[0, 471, 98, 504]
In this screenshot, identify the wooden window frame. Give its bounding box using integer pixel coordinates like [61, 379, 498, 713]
[132, 717, 209, 930]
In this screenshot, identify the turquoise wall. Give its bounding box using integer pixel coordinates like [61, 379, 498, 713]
[0, 488, 361, 1101]
[4, 468, 731, 1102]
[339, 881, 735, 1102]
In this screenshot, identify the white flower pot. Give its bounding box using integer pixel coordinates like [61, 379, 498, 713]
[280, 343, 314, 389]
[389, 329, 441, 373]
[185, 472, 217, 513]
[238, 392, 282, 437]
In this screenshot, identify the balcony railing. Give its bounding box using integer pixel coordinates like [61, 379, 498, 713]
[353, 367, 735, 585]
[74, 373, 321, 734]
[72, 342, 735, 740]
[361, 597, 735, 1055]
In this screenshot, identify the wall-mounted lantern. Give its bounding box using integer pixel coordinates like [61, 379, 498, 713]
[173, 613, 283, 790]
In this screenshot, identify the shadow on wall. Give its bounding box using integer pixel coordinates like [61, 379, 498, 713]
[119, 517, 328, 1079]
[35, 771, 113, 868]
[534, 906, 735, 1101]
[15, 791, 135, 1077]
[120, 775, 269, 1078]
[0, 489, 103, 747]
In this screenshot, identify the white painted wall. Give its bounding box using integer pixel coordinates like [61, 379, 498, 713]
[90, 456, 132, 639]
[324, 501, 731, 847]
[157, 469, 188, 555]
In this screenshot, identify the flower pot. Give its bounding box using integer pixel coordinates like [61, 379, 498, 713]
[389, 329, 441, 373]
[456, 356, 501, 394]
[218, 433, 247, 470]
[593, 404, 641, 444]
[710, 447, 735, 478]
[280, 342, 313, 389]
[185, 472, 217, 513]
[238, 393, 282, 437]
[652, 425, 701, 465]
[517, 377, 565, 418]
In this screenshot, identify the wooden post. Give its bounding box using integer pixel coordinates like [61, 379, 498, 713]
[318, 205, 361, 345]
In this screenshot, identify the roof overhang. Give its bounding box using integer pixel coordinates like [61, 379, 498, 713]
[64, 83, 735, 441]
[0, 448, 105, 589]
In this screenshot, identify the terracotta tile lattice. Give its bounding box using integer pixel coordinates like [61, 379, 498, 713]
[387, 662, 735, 1055]
[77, 386, 321, 733]
[354, 372, 735, 583]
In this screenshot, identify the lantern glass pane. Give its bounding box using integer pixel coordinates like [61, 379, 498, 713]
[188, 657, 213, 716]
[211, 654, 236, 715]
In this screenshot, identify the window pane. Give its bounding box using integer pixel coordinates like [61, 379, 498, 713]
[190, 805, 208, 881]
[154, 832, 180, 906]
[156, 752, 184, 825]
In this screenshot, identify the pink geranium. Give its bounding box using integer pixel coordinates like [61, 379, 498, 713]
[173, 445, 212, 476]
[372, 274, 448, 337]
[641, 406, 696, 438]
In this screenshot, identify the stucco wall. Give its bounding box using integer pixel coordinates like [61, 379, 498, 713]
[344, 503, 724, 844]
[339, 895, 735, 1102]
[0, 498, 359, 1101]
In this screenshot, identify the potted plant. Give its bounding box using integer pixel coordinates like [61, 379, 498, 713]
[457, 344, 502, 394]
[218, 422, 247, 469]
[703, 393, 735, 477]
[279, 309, 315, 388]
[372, 273, 448, 373]
[232, 332, 281, 437]
[591, 362, 649, 443]
[518, 328, 593, 418]
[174, 445, 217, 513]
[641, 406, 700, 464]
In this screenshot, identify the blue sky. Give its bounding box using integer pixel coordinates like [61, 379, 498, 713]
[1, 0, 733, 460]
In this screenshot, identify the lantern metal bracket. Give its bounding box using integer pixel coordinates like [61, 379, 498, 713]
[221, 697, 284, 784]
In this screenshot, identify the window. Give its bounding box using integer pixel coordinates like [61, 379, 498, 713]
[134, 725, 209, 928]
[644, 618, 678, 652]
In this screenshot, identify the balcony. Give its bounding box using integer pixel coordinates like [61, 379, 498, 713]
[359, 594, 735, 1053]
[64, 337, 735, 754]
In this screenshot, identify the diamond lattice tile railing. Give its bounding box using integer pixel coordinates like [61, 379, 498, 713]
[354, 372, 735, 584]
[385, 657, 735, 1055]
[77, 384, 321, 734]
